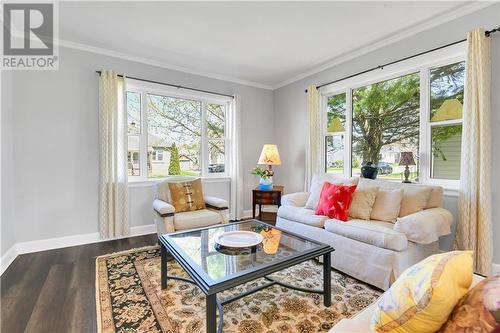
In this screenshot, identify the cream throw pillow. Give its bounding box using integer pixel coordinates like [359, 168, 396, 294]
[371, 189, 404, 222]
[305, 174, 358, 209]
[349, 186, 379, 220]
[399, 186, 433, 217]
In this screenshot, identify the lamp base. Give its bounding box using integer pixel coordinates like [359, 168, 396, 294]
[402, 165, 412, 183]
[259, 177, 273, 191]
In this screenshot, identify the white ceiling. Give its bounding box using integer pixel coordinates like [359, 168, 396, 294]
[59, 1, 489, 89]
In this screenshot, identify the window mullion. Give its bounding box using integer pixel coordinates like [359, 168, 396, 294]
[345, 88, 353, 178]
[140, 92, 148, 181]
[419, 69, 430, 184]
[201, 101, 208, 177]
[320, 94, 326, 174]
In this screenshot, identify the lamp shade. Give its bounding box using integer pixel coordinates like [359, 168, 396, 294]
[258, 144, 281, 165]
[399, 152, 416, 166]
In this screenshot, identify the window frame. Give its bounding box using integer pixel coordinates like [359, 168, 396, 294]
[319, 43, 465, 189]
[126, 79, 232, 182]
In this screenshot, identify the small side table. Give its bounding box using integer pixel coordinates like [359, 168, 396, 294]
[252, 186, 284, 221]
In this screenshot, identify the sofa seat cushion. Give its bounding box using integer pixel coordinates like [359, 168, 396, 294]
[277, 206, 329, 228]
[324, 219, 408, 251]
[173, 209, 222, 230]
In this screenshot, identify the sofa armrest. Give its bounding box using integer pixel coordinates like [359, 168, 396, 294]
[281, 192, 310, 207]
[153, 199, 175, 217]
[204, 196, 228, 210]
[394, 207, 452, 244]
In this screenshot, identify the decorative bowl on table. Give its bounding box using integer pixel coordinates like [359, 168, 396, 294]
[214, 231, 264, 248]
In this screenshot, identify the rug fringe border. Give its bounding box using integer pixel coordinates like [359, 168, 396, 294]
[95, 244, 160, 333]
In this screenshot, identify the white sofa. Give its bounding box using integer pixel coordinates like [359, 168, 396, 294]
[330, 274, 484, 332]
[153, 177, 229, 235]
[276, 175, 453, 290]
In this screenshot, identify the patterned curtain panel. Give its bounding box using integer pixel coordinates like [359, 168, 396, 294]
[456, 28, 492, 275]
[229, 95, 244, 220]
[98, 70, 129, 238]
[305, 85, 321, 191]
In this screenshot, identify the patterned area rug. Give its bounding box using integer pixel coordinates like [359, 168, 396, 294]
[96, 246, 381, 333]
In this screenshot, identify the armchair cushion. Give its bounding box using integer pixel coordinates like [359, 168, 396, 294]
[281, 192, 310, 207]
[153, 199, 175, 217]
[173, 209, 223, 231]
[394, 207, 452, 244]
[204, 196, 228, 210]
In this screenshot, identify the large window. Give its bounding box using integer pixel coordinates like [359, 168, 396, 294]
[429, 62, 464, 180]
[127, 82, 230, 181]
[321, 49, 465, 186]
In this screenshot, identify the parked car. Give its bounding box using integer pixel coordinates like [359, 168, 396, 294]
[208, 164, 225, 173]
[377, 162, 393, 174]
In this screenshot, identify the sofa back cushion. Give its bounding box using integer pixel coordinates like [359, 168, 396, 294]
[305, 174, 358, 210]
[349, 186, 380, 220]
[399, 186, 433, 217]
[357, 178, 441, 217]
[370, 189, 404, 223]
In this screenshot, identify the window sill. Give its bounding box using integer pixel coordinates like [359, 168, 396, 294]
[128, 176, 231, 188]
[349, 176, 460, 197]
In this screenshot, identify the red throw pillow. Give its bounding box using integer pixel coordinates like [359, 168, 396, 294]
[315, 182, 357, 221]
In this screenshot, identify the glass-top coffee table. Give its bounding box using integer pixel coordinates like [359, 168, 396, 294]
[159, 220, 334, 333]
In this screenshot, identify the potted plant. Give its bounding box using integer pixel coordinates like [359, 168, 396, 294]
[251, 166, 273, 190]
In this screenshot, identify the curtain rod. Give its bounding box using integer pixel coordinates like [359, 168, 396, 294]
[95, 71, 235, 99]
[305, 26, 500, 93]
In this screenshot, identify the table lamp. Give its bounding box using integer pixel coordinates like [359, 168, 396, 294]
[258, 144, 281, 180]
[399, 152, 416, 183]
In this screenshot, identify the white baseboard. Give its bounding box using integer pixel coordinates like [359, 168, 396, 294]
[242, 209, 253, 219]
[0, 224, 156, 275]
[493, 263, 500, 275]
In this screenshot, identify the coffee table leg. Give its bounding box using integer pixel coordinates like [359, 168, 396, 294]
[323, 253, 331, 307]
[206, 294, 217, 333]
[161, 245, 168, 289]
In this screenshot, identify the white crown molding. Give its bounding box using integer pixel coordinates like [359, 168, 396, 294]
[53, 2, 493, 91]
[0, 224, 156, 275]
[55, 38, 275, 90]
[271, 1, 496, 90]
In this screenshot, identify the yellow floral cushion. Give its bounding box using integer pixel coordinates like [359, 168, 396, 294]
[372, 251, 474, 333]
[168, 178, 206, 213]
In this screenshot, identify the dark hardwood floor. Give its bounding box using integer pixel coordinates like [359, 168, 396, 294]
[1, 234, 158, 333]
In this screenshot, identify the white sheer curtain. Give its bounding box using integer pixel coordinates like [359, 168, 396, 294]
[98, 70, 129, 238]
[229, 95, 243, 220]
[456, 28, 492, 275]
[305, 85, 321, 190]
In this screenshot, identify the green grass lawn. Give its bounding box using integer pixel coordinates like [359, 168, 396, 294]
[148, 170, 201, 178]
[326, 168, 418, 181]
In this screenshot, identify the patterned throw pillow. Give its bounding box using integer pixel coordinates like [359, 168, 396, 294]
[315, 182, 357, 221]
[168, 178, 206, 213]
[372, 251, 473, 333]
[439, 275, 500, 333]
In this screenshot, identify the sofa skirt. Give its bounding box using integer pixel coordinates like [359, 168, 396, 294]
[276, 217, 439, 290]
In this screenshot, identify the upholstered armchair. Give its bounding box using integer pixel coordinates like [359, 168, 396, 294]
[153, 177, 229, 235]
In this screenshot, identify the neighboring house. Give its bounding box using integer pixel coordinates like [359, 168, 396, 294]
[179, 154, 195, 171]
[127, 134, 171, 177]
